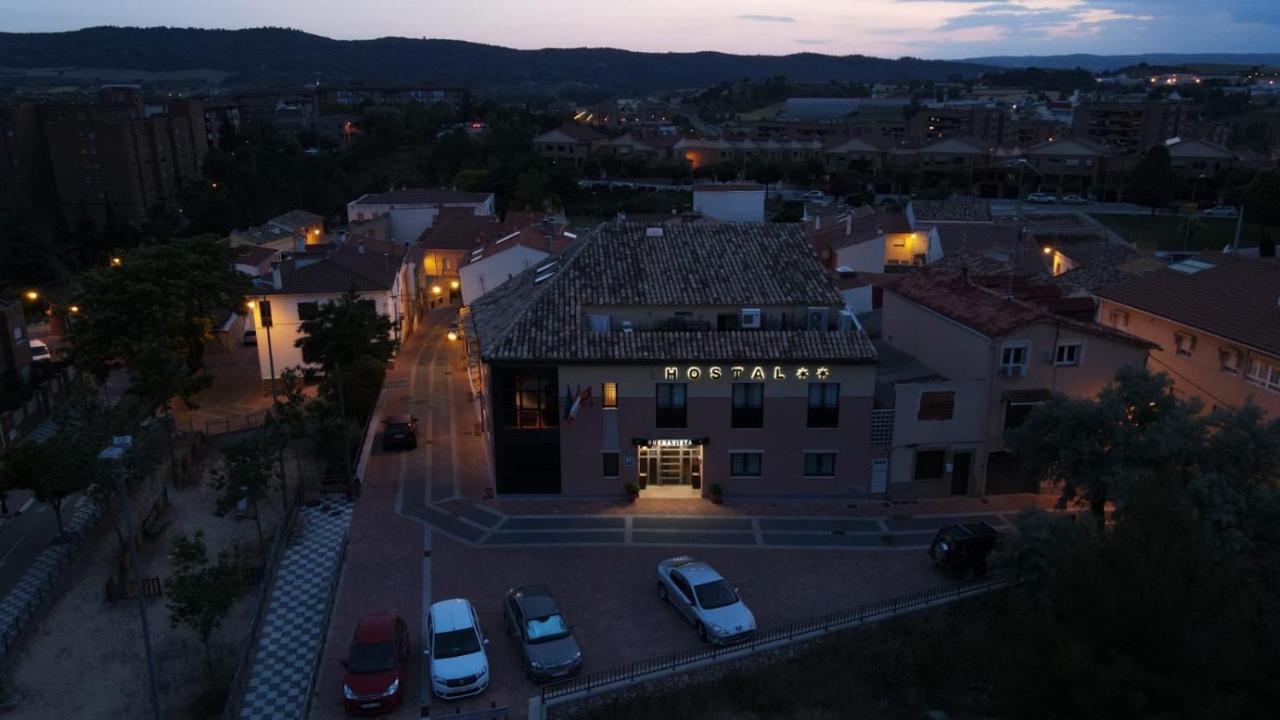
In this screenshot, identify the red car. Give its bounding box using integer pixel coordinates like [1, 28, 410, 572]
[342, 613, 410, 715]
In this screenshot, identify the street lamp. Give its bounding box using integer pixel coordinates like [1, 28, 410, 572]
[111, 256, 122, 267]
[447, 330, 459, 342]
[69, 305, 80, 314]
[24, 290, 38, 301]
[431, 285, 443, 295]
[449, 280, 459, 290]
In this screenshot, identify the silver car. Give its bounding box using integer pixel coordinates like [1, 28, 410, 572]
[502, 586, 582, 682]
[656, 556, 756, 644]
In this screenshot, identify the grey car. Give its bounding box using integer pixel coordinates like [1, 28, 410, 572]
[502, 586, 582, 682]
[656, 556, 757, 644]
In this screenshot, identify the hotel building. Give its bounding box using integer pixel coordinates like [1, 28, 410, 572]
[463, 222, 879, 498]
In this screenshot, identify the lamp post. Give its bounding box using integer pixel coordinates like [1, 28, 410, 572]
[1182, 173, 1207, 252]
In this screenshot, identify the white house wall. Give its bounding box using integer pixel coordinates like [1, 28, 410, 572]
[459, 245, 550, 305]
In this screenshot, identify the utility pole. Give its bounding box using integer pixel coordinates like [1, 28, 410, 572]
[334, 361, 355, 496]
[100, 439, 162, 720]
[1232, 206, 1245, 253]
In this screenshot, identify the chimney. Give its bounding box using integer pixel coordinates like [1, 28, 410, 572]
[357, 238, 365, 254]
[294, 233, 306, 253]
[845, 213, 852, 236]
[271, 262, 283, 290]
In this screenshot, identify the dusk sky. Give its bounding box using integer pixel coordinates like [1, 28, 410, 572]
[8, 0, 1278, 58]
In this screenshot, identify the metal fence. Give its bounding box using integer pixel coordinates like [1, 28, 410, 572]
[538, 577, 1013, 711]
[204, 410, 269, 437]
[220, 481, 305, 720]
[0, 525, 92, 662]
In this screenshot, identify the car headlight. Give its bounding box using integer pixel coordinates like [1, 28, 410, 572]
[710, 624, 728, 636]
[383, 678, 399, 696]
[343, 685, 356, 700]
[529, 660, 544, 670]
[478, 665, 488, 676]
[431, 674, 445, 684]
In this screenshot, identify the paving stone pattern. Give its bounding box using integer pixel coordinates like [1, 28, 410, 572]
[238, 497, 353, 720]
[0, 499, 100, 659]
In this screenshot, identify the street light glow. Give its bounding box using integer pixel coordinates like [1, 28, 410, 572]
[1042, 246, 1053, 255]
[447, 331, 459, 342]
[246, 300, 256, 309]
[111, 257, 122, 267]
[24, 291, 38, 301]
[69, 305, 80, 313]
[449, 280, 460, 290]
[431, 285, 443, 295]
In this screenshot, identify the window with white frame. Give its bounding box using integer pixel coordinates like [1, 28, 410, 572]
[1175, 332, 1197, 357]
[1246, 355, 1280, 393]
[1219, 347, 1241, 375]
[729, 452, 763, 477]
[803, 451, 836, 477]
[1055, 341, 1083, 366]
[999, 343, 1030, 377]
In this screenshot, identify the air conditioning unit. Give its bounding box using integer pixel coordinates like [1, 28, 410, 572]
[740, 308, 762, 329]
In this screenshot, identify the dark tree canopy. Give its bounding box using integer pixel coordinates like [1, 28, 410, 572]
[1128, 144, 1176, 214]
[69, 235, 250, 410]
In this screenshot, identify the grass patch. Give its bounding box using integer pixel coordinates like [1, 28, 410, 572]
[1088, 213, 1255, 252]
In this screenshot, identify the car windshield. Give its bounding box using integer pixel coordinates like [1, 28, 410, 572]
[433, 628, 481, 659]
[694, 579, 738, 609]
[349, 642, 396, 674]
[387, 423, 410, 434]
[525, 614, 570, 643]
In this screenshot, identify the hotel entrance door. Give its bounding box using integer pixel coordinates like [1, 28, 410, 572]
[637, 442, 702, 489]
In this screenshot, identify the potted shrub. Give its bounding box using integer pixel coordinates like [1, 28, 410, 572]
[625, 482, 640, 503]
[709, 484, 724, 504]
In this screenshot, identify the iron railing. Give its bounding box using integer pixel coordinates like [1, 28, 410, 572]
[204, 410, 269, 437]
[540, 577, 1013, 707]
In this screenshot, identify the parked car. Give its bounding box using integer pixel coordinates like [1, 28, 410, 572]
[502, 585, 583, 682]
[800, 190, 827, 202]
[928, 522, 1000, 578]
[1026, 192, 1056, 204]
[341, 613, 409, 715]
[27, 339, 51, 362]
[381, 414, 418, 450]
[427, 598, 490, 700]
[1202, 205, 1238, 217]
[1060, 194, 1089, 205]
[656, 556, 756, 644]
[242, 328, 257, 346]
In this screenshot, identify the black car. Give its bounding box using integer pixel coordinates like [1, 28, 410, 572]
[502, 585, 582, 682]
[382, 414, 418, 450]
[928, 522, 1000, 578]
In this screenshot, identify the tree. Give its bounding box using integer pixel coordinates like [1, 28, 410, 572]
[513, 169, 550, 211]
[295, 290, 398, 376]
[209, 439, 280, 559]
[0, 433, 94, 537]
[1128, 144, 1176, 215]
[70, 235, 250, 411]
[1243, 168, 1280, 255]
[165, 531, 247, 690]
[1009, 366, 1205, 519]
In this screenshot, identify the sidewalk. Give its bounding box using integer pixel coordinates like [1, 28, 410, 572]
[237, 496, 353, 720]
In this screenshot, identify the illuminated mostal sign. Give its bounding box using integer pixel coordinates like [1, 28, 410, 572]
[663, 366, 830, 381]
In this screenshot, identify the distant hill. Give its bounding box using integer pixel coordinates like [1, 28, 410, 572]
[961, 53, 1280, 73]
[0, 26, 996, 95]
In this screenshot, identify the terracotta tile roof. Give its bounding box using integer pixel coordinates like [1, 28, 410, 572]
[268, 209, 324, 232]
[234, 245, 278, 266]
[930, 221, 1026, 256]
[351, 188, 493, 206]
[468, 223, 877, 363]
[887, 268, 1153, 347]
[266, 237, 406, 295]
[418, 213, 494, 250]
[811, 212, 912, 253]
[463, 219, 578, 265]
[538, 123, 607, 144]
[910, 198, 992, 223]
[1097, 252, 1280, 356]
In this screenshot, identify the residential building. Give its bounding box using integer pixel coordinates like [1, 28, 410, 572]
[533, 124, 608, 167]
[1023, 136, 1108, 197]
[41, 89, 209, 221]
[458, 218, 577, 305]
[316, 84, 469, 113]
[0, 103, 55, 209]
[246, 237, 411, 385]
[877, 269, 1152, 497]
[1072, 98, 1186, 154]
[234, 245, 280, 277]
[1164, 137, 1238, 179]
[1096, 253, 1280, 417]
[463, 222, 879, 498]
[229, 209, 326, 252]
[0, 300, 33, 404]
[807, 207, 938, 272]
[692, 184, 765, 222]
[346, 188, 495, 243]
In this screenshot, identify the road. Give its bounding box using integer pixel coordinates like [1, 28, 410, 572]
[0, 491, 83, 603]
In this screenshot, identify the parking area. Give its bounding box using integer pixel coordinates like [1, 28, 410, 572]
[428, 532, 945, 716]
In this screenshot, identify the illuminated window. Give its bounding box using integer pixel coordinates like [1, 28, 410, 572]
[602, 382, 618, 409]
